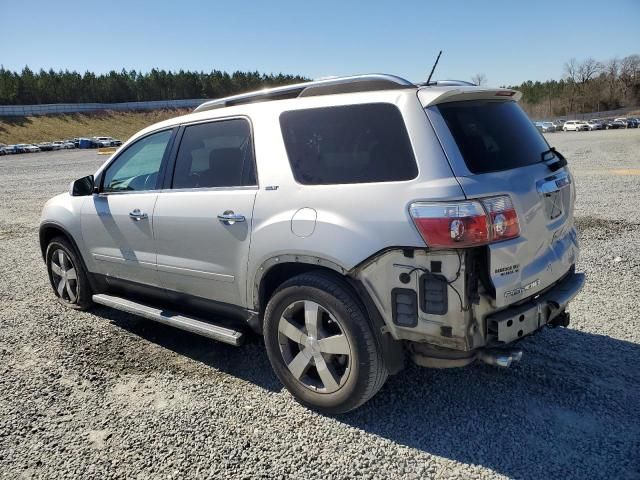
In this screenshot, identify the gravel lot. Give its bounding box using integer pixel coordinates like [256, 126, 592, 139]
[1, 130, 639, 479]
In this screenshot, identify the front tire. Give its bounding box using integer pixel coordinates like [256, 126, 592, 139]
[46, 236, 93, 310]
[263, 272, 388, 414]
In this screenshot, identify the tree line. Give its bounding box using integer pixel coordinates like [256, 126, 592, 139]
[0, 67, 308, 105]
[506, 54, 640, 118]
[1, 55, 638, 116]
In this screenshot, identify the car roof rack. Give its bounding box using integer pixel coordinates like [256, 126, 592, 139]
[193, 74, 415, 113]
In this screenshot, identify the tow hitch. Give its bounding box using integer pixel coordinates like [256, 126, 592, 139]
[477, 348, 523, 368]
[548, 310, 571, 328]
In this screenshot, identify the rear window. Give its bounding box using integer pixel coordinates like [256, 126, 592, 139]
[279, 103, 417, 185]
[436, 100, 549, 174]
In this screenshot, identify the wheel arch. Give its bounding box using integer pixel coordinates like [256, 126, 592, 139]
[254, 255, 405, 374]
[254, 255, 348, 313]
[40, 222, 105, 294]
[39, 222, 80, 261]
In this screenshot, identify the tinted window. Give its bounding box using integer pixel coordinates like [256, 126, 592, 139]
[279, 103, 417, 185]
[436, 100, 549, 174]
[102, 129, 172, 192]
[172, 119, 256, 189]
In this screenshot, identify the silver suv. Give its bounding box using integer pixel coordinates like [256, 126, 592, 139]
[40, 74, 584, 413]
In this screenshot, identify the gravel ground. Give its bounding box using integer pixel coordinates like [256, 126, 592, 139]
[0, 130, 639, 479]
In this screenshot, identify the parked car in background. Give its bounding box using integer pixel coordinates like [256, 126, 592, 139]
[614, 118, 634, 128]
[552, 120, 565, 131]
[93, 136, 122, 147]
[15, 144, 41, 153]
[535, 121, 556, 133]
[538, 121, 557, 133]
[563, 120, 589, 131]
[0, 145, 7, 156]
[78, 138, 99, 149]
[609, 119, 627, 129]
[627, 118, 639, 128]
[53, 140, 76, 149]
[586, 120, 603, 131]
[93, 137, 113, 147]
[37, 142, 55, 151]
[3, 145, 17, 154]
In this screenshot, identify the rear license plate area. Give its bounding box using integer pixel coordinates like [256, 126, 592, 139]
[487, 303, 546, 343]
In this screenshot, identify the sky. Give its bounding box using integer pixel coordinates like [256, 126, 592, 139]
[1, 0, 638, 86]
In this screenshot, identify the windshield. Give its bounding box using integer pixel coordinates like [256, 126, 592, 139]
[436, 100, 550, 174]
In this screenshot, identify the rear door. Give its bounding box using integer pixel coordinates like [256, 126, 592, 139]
[425, 98, 579, 307]
[152, 117, 258, 308]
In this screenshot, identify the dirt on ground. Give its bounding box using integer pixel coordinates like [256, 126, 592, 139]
[0, 129, 638, 479]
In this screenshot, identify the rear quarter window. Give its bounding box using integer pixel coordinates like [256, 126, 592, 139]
[279, 103, 417, 185]
[436, 100, 549, 174]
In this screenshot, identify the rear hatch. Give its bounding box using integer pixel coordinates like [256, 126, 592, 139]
[420, 90, 579, 308]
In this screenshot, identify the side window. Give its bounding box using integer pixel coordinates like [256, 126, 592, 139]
[279, 103, 417, 185]
[172, 118, 256, 189]
[102, 130, 172, 192]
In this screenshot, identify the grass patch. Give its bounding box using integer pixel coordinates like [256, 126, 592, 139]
[0, 109, 191, 144]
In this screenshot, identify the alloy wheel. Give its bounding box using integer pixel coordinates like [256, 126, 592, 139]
[50, 249, 78, 303]
[277, 300, 352, 393]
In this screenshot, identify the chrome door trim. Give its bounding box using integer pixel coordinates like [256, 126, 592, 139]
[536, 171, 571, 194]
[92, 253, 156, 269]
[156, 263, 235, 283]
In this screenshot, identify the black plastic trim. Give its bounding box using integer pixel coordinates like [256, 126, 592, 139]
[420, 273, 448, 315]
[391, 288, 419, 328]
[348, 278, 406, 375]
[96, 274, 254, 331]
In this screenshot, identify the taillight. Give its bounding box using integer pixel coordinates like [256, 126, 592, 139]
[481, 195, 520, 241]
[409, 201, 489, 248]
[409, 195, 520, 249]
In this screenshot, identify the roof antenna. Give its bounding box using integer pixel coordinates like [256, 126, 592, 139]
[425, 50, 442, 85]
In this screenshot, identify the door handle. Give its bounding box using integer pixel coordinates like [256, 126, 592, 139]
[217, 210, 245, 225]
[129, 209, 148, 221]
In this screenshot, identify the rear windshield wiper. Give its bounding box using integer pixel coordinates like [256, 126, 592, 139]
[541, 147, 568, 172]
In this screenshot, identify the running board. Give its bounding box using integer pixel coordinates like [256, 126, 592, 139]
[92, 294, 244, 346]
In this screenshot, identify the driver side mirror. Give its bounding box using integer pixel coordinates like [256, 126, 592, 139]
[70, 175, 94, 196]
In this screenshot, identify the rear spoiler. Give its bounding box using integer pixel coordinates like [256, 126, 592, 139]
[418, 87, 522, 107]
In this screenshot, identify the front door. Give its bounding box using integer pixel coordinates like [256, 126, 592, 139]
[153, 118, 258, 307]
[81, 129, 174, 285]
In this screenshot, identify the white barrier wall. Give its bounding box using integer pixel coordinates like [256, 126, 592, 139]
[0, 99, 207, 116]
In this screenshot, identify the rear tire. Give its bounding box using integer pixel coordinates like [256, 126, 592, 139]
[46, 236, 93, 310]
[263, 272, 388, 414]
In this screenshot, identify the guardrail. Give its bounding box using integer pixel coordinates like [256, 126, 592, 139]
[0, 99, 207, 117]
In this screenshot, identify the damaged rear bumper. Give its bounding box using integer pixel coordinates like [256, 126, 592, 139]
[485, 269, 585, 344]
[410, 269, 584, 368]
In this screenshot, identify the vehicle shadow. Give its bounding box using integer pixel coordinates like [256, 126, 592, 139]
[92, 305, 282, 392]
[341, 327, 640, 479]
[95, 306, 639, 479]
